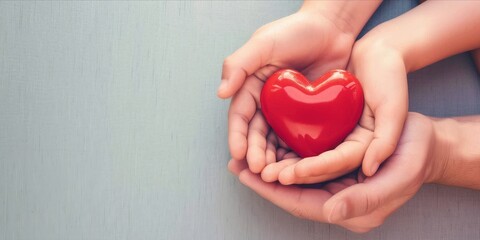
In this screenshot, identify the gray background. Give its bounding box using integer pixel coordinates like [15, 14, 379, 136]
[1, 1, 480, 239]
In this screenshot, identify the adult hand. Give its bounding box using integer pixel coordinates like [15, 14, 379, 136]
[230, 112, 441, 233]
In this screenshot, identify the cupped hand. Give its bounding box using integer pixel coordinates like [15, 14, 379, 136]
[230, 112, 439, 233]
[219, 8, 356, 173]
[267, 34, 409, 184]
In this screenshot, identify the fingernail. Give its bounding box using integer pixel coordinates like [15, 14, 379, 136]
[328, 202, 347, 223]
[370, 162, 380, 176]
[217, 79, 228, 95]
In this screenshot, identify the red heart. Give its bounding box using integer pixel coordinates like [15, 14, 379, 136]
[260, 69, 364, 158]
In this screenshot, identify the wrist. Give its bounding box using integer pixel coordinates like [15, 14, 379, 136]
[299, 0, 381, 38]
[349, 36, 405, 79]
[429, 116, 480, 189]
[424, 117, 457, 184]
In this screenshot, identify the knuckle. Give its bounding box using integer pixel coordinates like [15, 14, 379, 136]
[363, 192, 382, 214]
[231, 112, 250, 125]
[334, 149, 347, 163]
[222, 56, 235, 70]
[289, 206, 307, 219]
[249, 126, 268, 138]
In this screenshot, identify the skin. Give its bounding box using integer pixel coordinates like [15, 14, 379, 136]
[222, 0, 480, 233]
[218, 1, 382, 179]
[268, 0, 480, 185]
[229, 112, 480, 233]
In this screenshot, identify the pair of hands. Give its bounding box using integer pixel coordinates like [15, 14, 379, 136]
[218, 7, 410, 232]
[219, 0, 480, 232]
[218, 10, 408, 184]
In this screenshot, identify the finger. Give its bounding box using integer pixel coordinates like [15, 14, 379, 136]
[228, 65, 278, 161]
[324, 152, 416, 223]
[219, 37, 274, 98]
[279, 164, 335, 185]
[280, 164, 358, 186]
[280, 171, 350, 185]
[362, 101, 407, 176]
[339, 197, 406, 233]
[294, 126, 373, 178]
[228, 159, 248, 176]
[239, 169, 330, 221]
[265, 132, 278, 165]
[228, 88, 257, 160]
[278, 164, 297, 185]
[276, 147, 288, 161]
[282, 151, 298, 159]
[247, 111, 269, 173]
[338, 180, 414, 233]
[261, 158, 300, 183]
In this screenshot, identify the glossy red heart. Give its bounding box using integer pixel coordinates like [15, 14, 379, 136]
[260, 69, 364, 158]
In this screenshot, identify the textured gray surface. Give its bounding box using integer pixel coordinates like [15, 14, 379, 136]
[0, 1, 479, 239]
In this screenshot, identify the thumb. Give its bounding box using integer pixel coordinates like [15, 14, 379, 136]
[324, 182, 389, 223]
[324, 152, 410, 223]
[362, 99, 407, 176]
[218, 37, 271, 98]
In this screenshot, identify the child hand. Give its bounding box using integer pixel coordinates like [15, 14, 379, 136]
[265, 35, 409, 184]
